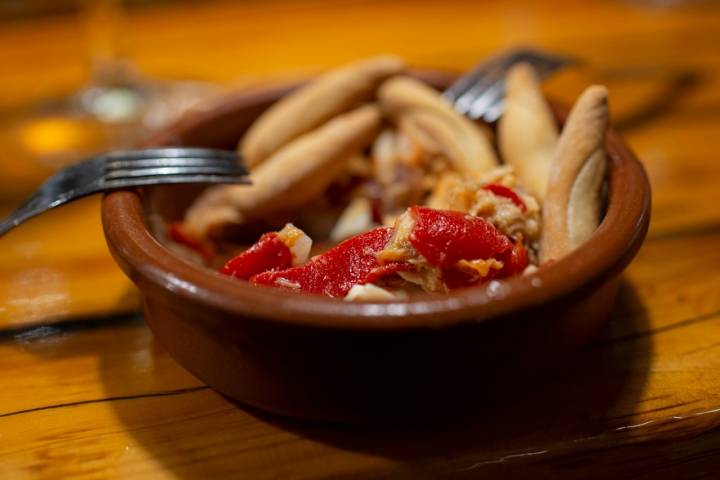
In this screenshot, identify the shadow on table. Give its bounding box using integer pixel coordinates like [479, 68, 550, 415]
[100, 279, 651, 478]
[245, 280, 653, 471]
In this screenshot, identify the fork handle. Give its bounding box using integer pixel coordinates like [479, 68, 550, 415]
[0, 204, 40, 238]
[0, 190, 88, 238]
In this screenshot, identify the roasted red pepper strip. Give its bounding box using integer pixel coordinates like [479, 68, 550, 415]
[364, 262, 413, 285]
[245, 206, 528, 296]
[251, 227, 393, 297]
[497, 240, 528, 277]
[483, 183, 526, 211]
[220, 233, 292, 280]
[408, 206, 527, 288]
[408, 206, 513, 269]
[439, 268, 481, 290]
[168, 222, 215, 262]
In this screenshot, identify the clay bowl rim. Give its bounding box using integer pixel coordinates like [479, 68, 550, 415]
[102, 73, 651, 332]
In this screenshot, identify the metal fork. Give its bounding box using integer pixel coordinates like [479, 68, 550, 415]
[0, 147, 248, 237]
[443, 47, 575, 122]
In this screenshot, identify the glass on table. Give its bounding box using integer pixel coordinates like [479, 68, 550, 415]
[10, 0, 222, 170]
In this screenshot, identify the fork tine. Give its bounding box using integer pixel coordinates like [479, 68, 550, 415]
[104, 165, 248, 181]
[453, 64, 510, 115]
[103, 174, 250, 189]
[481, 100, 507, 124]
[445, 48, 576, 121]
[103, 147, 239, 162]
[105, 157, 246, 170]
[442, 49, 523, 104]
[468, 86, 505, 120]
[447, 53, 523, 114]
[465, 50, 575, 121]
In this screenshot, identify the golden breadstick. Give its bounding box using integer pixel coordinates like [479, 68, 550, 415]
[241, 56, 405, 167]
[378, 76, 498, 174]
[397, 116, 443, 157]
[184, 104, 382, 238]
[498, 62, 558, 201]
[540, 86, 609, 263]
[372, 128, 400, 186]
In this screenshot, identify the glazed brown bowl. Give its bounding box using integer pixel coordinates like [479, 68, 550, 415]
[102, 72, 651, 424]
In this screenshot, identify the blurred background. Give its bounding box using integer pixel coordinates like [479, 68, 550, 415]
[0, 0, 717, 328]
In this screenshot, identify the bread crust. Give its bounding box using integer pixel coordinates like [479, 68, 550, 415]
[240, 56, 404, 167]
[540, 85, 609, 263]
[378, 76, 498, 174]
[498, 62, 558, 201]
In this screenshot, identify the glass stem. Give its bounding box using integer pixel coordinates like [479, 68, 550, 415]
[81, 0, 134, 86]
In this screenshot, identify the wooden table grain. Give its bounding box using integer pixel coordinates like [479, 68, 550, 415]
[1, 0, 720, 477]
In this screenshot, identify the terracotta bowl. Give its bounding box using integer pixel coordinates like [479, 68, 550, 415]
[102, 72, 651, 424]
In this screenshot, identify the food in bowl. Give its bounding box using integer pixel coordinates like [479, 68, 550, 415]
[101, 57, 650, 423]
[169, 56, 610, 300]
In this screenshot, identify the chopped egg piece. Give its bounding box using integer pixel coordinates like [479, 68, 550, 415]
[330, 197, 374, 242]
[344, 283, 397, 301]
[277, 223, 312, 265]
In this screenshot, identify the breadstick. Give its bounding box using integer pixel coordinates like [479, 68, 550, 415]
[241, 56, 404, 167]
[498, 62, 558, 201]
[540, 86, 609, 263]
[378, 76, 498, 174]
[372, 128, 400, 186]
[184, 104, 382, 238]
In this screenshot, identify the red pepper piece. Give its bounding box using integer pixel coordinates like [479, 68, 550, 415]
[168, 222, 215, 262]
[408, 206, 529, 289]
[497, 240, 528, 277]
[408, 206, 513, 269]
[251, 227, 394, 297]
[439, 267, 478, 290]
[364, 262, 413, 285]
[220, 233, 292, 280]
[483, 183, 526, 211]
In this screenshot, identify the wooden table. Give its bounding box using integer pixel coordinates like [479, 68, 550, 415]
[1, 0, 720, 477]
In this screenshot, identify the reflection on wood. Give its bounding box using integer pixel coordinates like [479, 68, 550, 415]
[0, 197, 139, 328]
